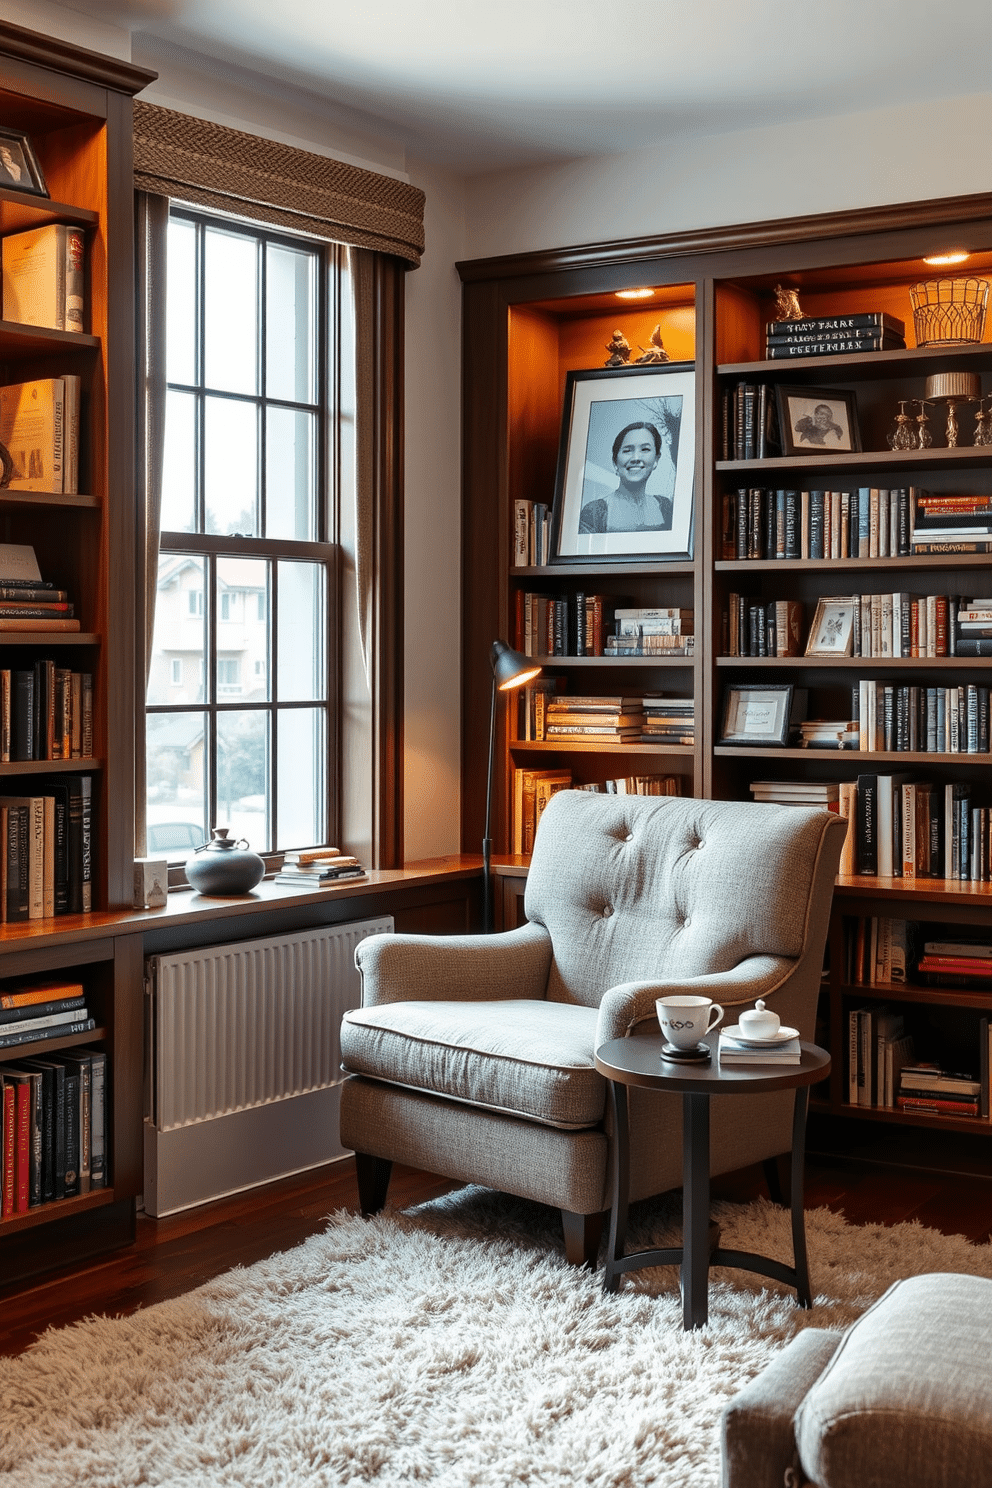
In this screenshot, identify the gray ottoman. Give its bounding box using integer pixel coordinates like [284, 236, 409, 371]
[721, 1273, 992, 1488]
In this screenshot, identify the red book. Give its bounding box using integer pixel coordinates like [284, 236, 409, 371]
[12, 1078, 30, 1211]
[1, 1081, 14, 1216]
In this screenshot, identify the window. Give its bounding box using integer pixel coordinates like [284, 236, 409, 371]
[146, 210, 339, 857]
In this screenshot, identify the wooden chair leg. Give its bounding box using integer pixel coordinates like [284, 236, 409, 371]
[561, 1209, 605, 1269]
[355, 1153, 393, 1215]
[763, 1153, 791, 1207]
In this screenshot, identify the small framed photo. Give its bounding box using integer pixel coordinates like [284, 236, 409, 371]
[0, 127, 48, 197]
[775, 386, 860, 456]
[549, 362, 695, 563]
[719, 683, 798, 747]
[805, 595, 857, 656]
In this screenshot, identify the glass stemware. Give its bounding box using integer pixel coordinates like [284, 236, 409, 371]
[915, 399, 933, 448]
[887, 399, 916, 450]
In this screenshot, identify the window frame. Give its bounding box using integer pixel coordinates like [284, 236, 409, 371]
[146, 206, 342, 861]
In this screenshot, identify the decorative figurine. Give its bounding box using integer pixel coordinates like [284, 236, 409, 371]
[887, 400, 916, 451]
[773, 284, 804, 321]
[973, 397, 992, 447]
[915, 399, 933, 448]
[604, 329, 631, 367]
[634, 324, 671, 363]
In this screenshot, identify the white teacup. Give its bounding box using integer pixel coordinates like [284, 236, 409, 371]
[656, 995, 724, 1051]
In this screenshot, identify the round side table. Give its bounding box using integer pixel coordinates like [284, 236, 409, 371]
[595, 1036, 831, 1330]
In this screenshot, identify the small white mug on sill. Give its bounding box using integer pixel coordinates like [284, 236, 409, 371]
[656, 995, 724, 1051]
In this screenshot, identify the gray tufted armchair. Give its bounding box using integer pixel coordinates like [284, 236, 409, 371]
[339, 791, 846, 1265]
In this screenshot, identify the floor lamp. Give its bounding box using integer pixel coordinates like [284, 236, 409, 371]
[483, 640, 542, 932]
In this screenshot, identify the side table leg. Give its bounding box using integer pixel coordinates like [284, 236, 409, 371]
[790, 1086, 812, 1308]
[683, 1092, 711, 1329]
[603, 1079, 630, 1294]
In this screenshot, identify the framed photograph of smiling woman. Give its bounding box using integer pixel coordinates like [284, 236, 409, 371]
[549, 363, 696, 563]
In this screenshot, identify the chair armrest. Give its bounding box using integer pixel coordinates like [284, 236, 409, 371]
[356, 920, 553, 1007]
[595, 954, 794, 1046]
[721, 1328, 842, 1488]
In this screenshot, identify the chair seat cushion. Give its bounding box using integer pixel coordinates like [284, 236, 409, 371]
[795, 1272, 992, 1488]
[340, 1000, 604, 1129]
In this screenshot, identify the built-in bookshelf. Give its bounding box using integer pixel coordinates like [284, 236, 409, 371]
[459, 195, 992, 1151]
[0, 24, 154, 1269]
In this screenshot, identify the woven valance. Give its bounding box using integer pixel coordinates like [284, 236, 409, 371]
[133, 100, 425, 266]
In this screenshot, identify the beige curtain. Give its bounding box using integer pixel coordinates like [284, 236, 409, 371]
[133, 101, 425, 264]
[134, 189, 169, 856]
[352, 249, 376, 685]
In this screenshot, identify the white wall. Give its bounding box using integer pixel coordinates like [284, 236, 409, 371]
[464, 92, 992, 261]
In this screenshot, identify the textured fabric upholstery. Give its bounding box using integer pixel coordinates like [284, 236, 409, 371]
[795, 1273, 992, 1488]
[339, 792, 846, 1223]
[721, 1328, 842, 1488]
[341, 999, 603, 1128]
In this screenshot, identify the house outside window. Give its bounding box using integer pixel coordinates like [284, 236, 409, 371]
[146, 209, 339, 857]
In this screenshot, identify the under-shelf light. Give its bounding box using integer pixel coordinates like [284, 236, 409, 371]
[615, 288, 655, 299]
[923, 250, 970, 266]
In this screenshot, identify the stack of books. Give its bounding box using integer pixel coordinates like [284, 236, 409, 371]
[0, 544, 80, 634]
[718, 1028, 801, 1064]
[797, 719, 859, 750]
[764, 312, 905, 359]
[896, 1063, 983, 1119]
[954, 597, 992, 657]
[0, 979, 94, 1054]
[1, 1037, 108, 1213]
[640, 695, 695, 744]
[275, 849, 367, 887]
[749, 780, 841, 811]
[544, 697, 644, 740]
[910, 492, 992, 555]
[914, 939, 992, 991]
[605, 607, 694, 657]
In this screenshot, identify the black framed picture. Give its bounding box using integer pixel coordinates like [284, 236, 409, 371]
[719, 683, 798, 746]
[549, 363, 695, 563]
[775, 386, 860, 456]
[0, 127, 48, 197]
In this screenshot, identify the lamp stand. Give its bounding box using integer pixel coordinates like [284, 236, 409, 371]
[482, 671, 497, 933]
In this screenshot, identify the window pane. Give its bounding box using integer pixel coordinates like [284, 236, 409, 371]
[204, 227, 258, 395]
[266, 407, 315, 540]
[161, 390, 197, 533]
[266, 244, 315, 404]
[146, 710, 207, 857]
[217, 709, 269, 851]
[166, 217, 197, 386]
[205, 397, 258, 535]
[277, 561, 325, 701]
[147, 554, 206, 705]
[277, 708, 324, 849]
[217, 556, 269, 700]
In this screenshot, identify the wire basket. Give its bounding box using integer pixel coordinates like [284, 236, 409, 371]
[910, 276, 990, 346]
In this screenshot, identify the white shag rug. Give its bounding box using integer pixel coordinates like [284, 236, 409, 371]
[3, 1186, 992, 1487]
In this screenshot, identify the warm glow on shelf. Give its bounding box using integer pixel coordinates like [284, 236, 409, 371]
[923, 250, 970, 265]
[615, 288, 655, 299]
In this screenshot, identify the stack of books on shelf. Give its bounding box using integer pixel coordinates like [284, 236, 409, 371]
[0, 775, 93, 918]
[797, 719, 860, 751]
[1, 1032, 107, 1215]
[764, 312, 905, 360]
[718, 1028, 801, 1064]
[605, 607, 694, 657]
[2, 662, 93, 760]
[512, 499, 551, 567]
[0, 980, 94, 1054]
[723, 487, 913, 560]
[517, 591, 611, 657]
[850, 773, 991, 881]
[855, 680, 989, 753]
[275, 849, 367, 887]
[1, 223, 87, 334]
[846, 1002, 914, 1107]
[910, 493, 992, 555]
[0, 545, 80, 634]
[725, 595, 802, 657]
[914, 938, 992, 991]
[750, 779, 841, 810]
[640, 695, 694, 745]
[512, 768, 572, 854]
[544, 697, 645, 740]
[896, 1063, 984, 1120]
[954, 597, 992, 657]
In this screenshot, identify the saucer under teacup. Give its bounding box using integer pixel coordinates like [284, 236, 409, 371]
[660, 1041, 711, 1063]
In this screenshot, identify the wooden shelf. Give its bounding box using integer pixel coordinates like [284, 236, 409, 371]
[717, 448, 992, 476]
[0, 319, 100, 353]
[718, 341, 992, 383]
[716, 554, 992, 572]
[0, 757, 101, 774]
[512, 561, 697, 578]
[0, 1024, 108, 1059]
[510, 739, 694, 755]
[535, 655, 695, 667]
[0, 490, 101, 510]
[0, 1185, 116, 1235]
[716, 655, 992, 671]
[0, 632, 98, 645]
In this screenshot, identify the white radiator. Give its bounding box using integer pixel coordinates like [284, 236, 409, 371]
[143, 916, 392, 1216]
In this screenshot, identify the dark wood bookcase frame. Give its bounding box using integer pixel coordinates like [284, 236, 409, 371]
[459, 191, 992, 1155]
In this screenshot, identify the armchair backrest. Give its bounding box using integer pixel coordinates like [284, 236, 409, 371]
[524, 792, 845, 1008]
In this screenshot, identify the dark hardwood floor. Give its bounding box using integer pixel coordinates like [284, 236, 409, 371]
[1, 1154, 990, 1358]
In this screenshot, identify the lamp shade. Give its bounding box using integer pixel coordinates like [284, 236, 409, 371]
[491, 639, 541, 691]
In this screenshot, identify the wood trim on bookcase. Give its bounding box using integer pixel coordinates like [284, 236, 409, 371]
[0, 18, 156, 95]
[370, 255, 405, 869]
[456, 192, 992, 284]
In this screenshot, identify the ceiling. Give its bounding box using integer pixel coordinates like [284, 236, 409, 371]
[67, 0, 992, 173]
